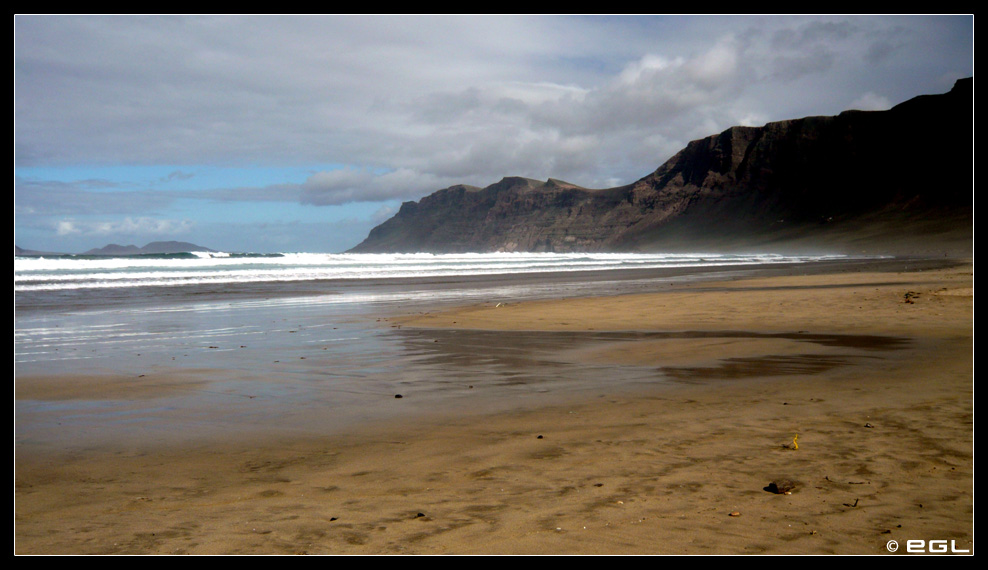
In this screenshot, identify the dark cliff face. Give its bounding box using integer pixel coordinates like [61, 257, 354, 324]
[349, 78, 972, 254]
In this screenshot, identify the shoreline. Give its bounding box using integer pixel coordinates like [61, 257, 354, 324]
[15, 254, 959, 317]
[390, 257, 971, 336]
[15, 259, 973, 554]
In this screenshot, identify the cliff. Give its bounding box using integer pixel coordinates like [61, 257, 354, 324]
[349, 78, 972, 254]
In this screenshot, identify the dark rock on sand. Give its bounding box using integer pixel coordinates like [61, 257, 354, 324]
[765, 480, 797, 494]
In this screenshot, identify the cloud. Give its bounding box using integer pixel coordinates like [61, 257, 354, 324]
[848, 92, 893, 111]
[370, 204, 396, 224]
[54, 217, 193, 237]
[15, 177, 176, 216]
[162, 170, 195, 182]
[768, 51, 837, 81]
[299, 167, 455, 206]
[15, 15, 974, 210]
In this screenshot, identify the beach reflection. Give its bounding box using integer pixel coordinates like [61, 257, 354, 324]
[15, 259, 920, 451]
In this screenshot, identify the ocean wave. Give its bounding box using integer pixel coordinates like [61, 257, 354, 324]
[15, 251, 855, 292]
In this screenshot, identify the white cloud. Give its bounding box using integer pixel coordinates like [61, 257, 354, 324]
[617, 54, 683, 85]
[54, 217, 193, 237]
[55, 220, 81, 236]
[688, 35, 740, 86]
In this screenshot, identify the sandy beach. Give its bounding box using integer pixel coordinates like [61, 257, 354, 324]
[15, 260, 973, 555]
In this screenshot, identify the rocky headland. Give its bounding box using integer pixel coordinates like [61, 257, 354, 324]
[350, 78, 972, 255]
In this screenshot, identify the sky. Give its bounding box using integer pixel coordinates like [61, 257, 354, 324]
[14, 15, 974, 254]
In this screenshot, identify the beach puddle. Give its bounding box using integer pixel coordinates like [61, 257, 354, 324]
[660, 354, 852, 380]
[391, 328, 910, 385]
[16, 315, 911, 449]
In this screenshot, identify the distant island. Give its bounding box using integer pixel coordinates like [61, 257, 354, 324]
[350, 78, 972, 256]
[15, 241, 215, 257]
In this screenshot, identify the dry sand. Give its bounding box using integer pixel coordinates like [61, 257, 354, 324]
[15, 261, 974, 555]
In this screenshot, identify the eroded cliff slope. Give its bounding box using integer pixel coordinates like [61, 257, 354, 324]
[350, 78, 972, 254]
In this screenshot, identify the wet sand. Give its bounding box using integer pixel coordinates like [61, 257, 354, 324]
[15, 260, 973, 554]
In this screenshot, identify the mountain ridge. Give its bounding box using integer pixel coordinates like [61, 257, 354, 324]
[83, 241, 216, 256]
[349, 78, 972, 255]
[15, 241, 215, 257]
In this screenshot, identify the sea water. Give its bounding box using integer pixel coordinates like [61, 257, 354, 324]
[15, 250, 854, 372]
[14, 251, 867, 447]
[15, 250, 851, 293]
